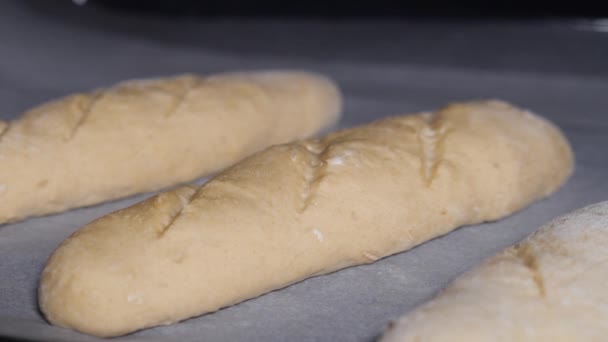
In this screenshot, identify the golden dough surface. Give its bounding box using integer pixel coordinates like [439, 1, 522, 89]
[381, 201, 608, 342]
[39, 100, 573, 337]
[0, 71, 342, 223]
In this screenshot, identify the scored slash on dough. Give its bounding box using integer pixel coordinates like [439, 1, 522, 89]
[514, 244, 546, 297]
[298, 143, 357, 212]
[163, 76, 202, 118]
[298, 141, 329, 212]
[417, 113, 448, 186]
[64, 92, 105, 141]
[0, 121, 8, 144]
[156, 187, 200, 237]
[0, 121, 7, 136]
[66, 76, 202, 141]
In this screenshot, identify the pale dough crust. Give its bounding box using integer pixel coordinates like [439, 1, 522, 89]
[381, 201, 608, 342]
[39, 100, 573, 337]
[0, 71, 342, 224]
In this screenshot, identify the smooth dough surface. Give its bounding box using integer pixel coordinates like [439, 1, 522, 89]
[0, 71, 342, 224]
[381, 201, 608, 342]
[39, 100, 573, 337]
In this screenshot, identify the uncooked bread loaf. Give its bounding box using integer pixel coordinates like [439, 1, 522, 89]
[0, 71, 341, 224]
[39, 100, 573, 337]
[380, 201, 608, 342]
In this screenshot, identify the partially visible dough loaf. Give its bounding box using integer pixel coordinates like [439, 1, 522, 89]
[381, 202, 608, 342]
[38, 100, 573, 337]
[0, 71, 342, 224]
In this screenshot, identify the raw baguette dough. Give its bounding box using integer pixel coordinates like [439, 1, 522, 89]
[380, 201, 608, 342]
[0, 71, 341, 224]
[39, 100, 573, 337]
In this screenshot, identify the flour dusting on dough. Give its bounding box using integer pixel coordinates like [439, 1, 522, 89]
[327, 150, 356, 166]
[313, 228, 324, 242]
[127, 291, 144, 304]
[327, 156, 344, 166]
[363, 251, 379, 261]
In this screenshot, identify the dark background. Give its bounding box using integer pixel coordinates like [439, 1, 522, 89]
[11, 0, 608, 81]
[92, 0, 608, 17]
